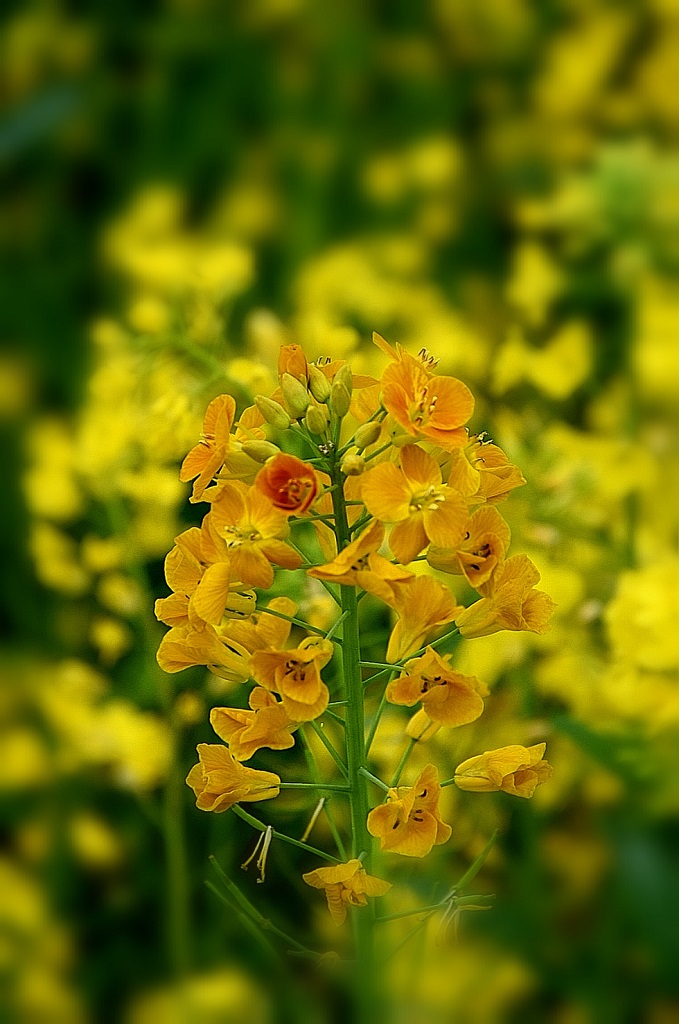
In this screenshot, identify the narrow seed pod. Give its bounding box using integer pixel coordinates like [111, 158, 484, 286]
[254, 395, 291, 430]
[240, 440, 281, 463]
[280, 373, 310, 418]
[354, 420, 382, 451]
[330, 381, 351, 419]
[308, 363, 332, 403]
[305, 404, 329, 435]
[341, 453, 365, 476]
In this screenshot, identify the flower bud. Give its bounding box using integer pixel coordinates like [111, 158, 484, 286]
[353, 420, 382, 450]
[406, 709, 441, 742]
[280, 373, 310, 419]
[308, 363, 332, 403]
[330, 381, 351, 419]
[254, 395, 291, 430]
[304, 404, 329, 435]
[335, 363, 353, 395]
[341, 453, 365, 476]
[240, 440, 281, 463]
[391, 429, 418, 448]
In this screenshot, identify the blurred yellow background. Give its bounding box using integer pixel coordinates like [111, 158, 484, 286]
[1, 2, 677, 1022]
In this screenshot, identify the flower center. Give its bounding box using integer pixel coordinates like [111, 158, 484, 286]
[223, 524, 261, 548]
[410, 485, 445, 512]
[409, 385, 438, 427]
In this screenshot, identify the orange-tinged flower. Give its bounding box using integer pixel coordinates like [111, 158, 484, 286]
[278, 343, 308, 383]
[447, 435, 526, 504]
[186, 743, 280, 812]
[208, 482, 302, 589]
[210, 688, 297, 761]
[375, 334, 474, 450]
[367, 764, 451, 857]
[427, 505, 511, 589]
[385, 575, 462, 662]
[455, 554, 555, 638]
[180, 395, 236, 502]
[386, 648, 488, 727]
[454, 743, 552, 798]
[361, 445, 468, 563]
[254, 453, 319, 515]
[250, 636, 334, 722]
[307, 519, 413, 603]
[302, 859, 391, 926]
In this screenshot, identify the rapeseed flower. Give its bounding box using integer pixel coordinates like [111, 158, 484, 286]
[361, 445, 468, 563]
[367, 764, 452, 857]
[386, 648, 488, 727]
[302, 859, 391, 926]
[186, 744, 280, 812]
[455, 555, 555, 638]
[454, 743, 552, 798]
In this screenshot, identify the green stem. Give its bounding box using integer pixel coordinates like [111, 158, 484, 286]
[299, 731, 348, 860]
[359, 767, 390, 793]
[364, 441, 392, 463]
[325, 610, 349, 640]
[279, 782, 349, 791]
[258, 606, 328, 637]
[208, 857, 312, 954]
[330, 460, 376, 1024]
[307, 720, 349, 778]
[390, 739, 416, 787]
[231, 805, 340, 863]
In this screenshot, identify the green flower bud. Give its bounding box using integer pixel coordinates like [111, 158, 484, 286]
[254, 395, 291, 430]
[330, 381, 351, 419]
[308, 363, 332, 403]
[335, 363, 353, 395]
[280, 373, 310, 419]
[305, 404, 329, 435]
[240, 440, 281, 463]
[341, 453, 365, 476]
[353, 420, 382, 451]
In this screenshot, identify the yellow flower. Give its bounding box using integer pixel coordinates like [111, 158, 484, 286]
[156, 620, 253, 682]
[367, 764, 452, 857]
[180, 394, 236, 502]
[455, 555, 555, 638]
[386, 575, 462, 662]
[207, 482, 302, 589]
[446, 435, 526, 504]
[307, 519, 413, 603]
[209, 688, 297, 761]
[250, 637, 334, 722]
[386, 647, 488, 727]
[302, 859, 391, 926]
[427, 505, 511, 589]
[374, 333, 474, 450]
[155, 524, 257, 628]
[186, 743, 280, 812]
[454, 743, 552, 798]
[361, 445, 468, 563]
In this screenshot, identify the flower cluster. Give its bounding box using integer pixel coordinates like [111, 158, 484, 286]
[156, 333, 554, 937]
